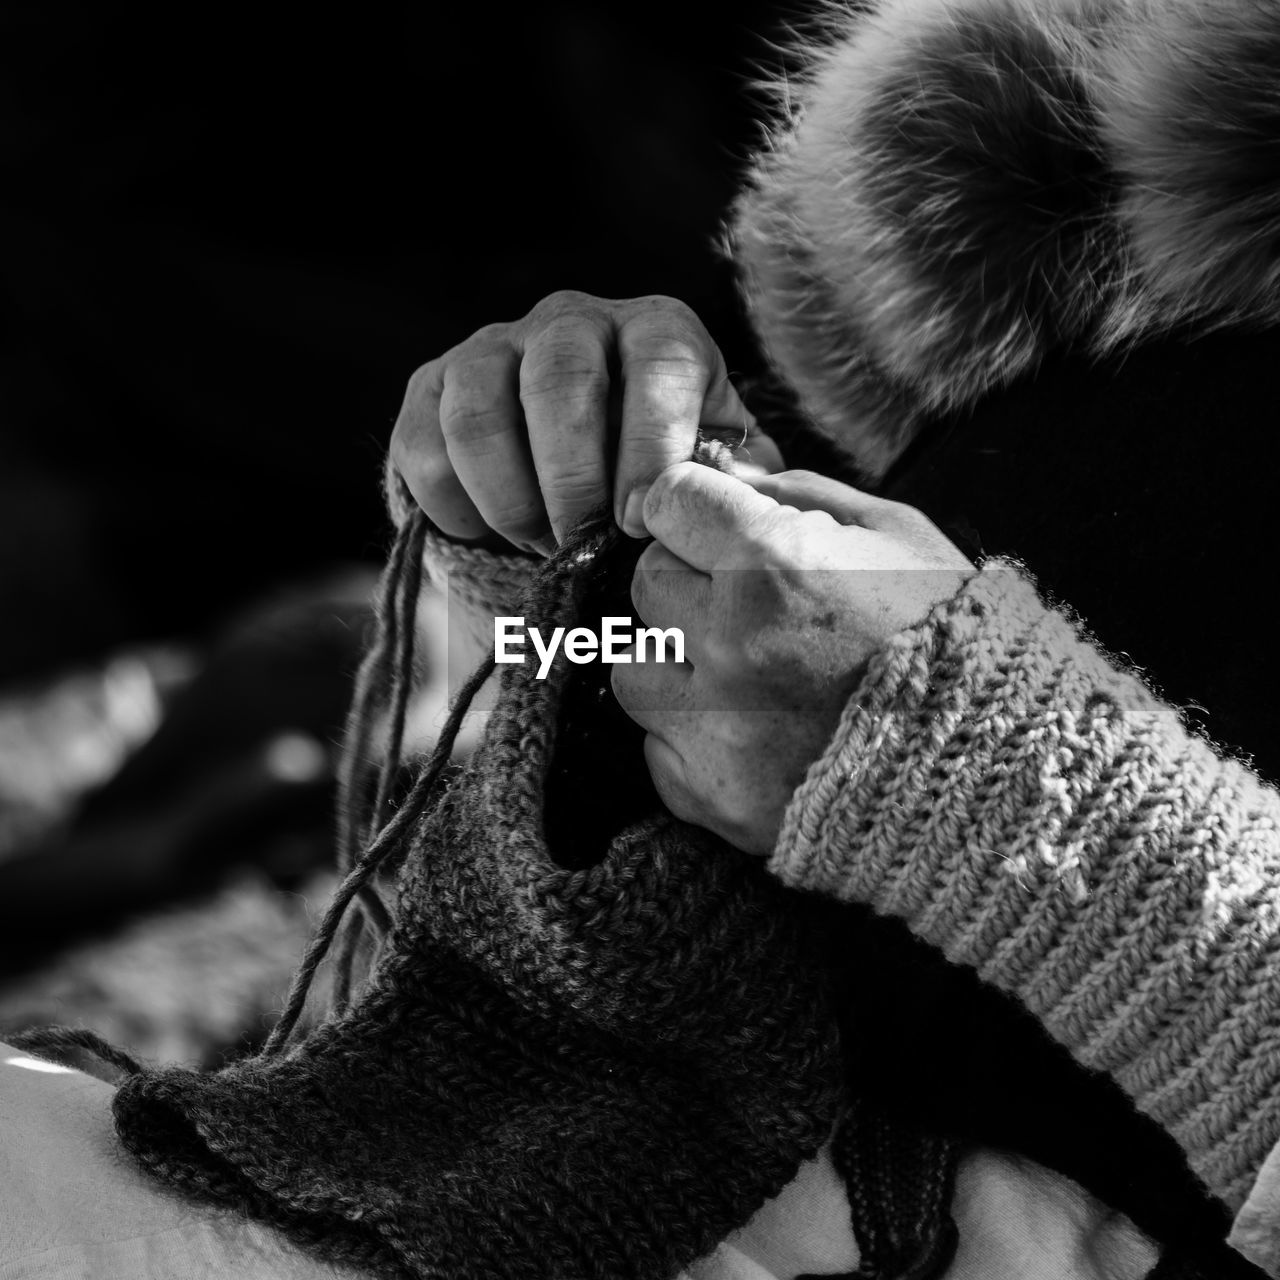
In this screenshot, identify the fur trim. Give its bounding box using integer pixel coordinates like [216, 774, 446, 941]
[731, 0, 1280, 481]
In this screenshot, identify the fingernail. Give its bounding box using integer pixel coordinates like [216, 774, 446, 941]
[533, 534, 558, 557]
[622, 487, 650, 538]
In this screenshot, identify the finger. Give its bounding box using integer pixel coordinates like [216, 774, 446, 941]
[610, 641, 693, 730]
[614, 301, 752, 536]
[630, 542, 710, 646]
[741, 469, 896, 528]
[641, 461, 781, 572]
[642, 733, 703, 828]
[519, 316, 613, 543]
[390, 361, 487, 540]
[439, 352, 552, 554]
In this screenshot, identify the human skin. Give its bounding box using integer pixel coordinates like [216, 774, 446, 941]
[616, 463, 972, 853]
[389, 291, 781, 553]
[390, 291, 972, 853]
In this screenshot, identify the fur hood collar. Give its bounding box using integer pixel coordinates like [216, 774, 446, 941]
[731, 0, 1280, 481]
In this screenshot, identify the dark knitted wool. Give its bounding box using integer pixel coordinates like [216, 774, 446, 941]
[831, 1102, 959, 1280]
[99, 488, 857, 1280]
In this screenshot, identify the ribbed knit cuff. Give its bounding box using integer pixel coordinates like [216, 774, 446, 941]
[772, 559, 1280, 1212]
[770, 559, 1153, 905]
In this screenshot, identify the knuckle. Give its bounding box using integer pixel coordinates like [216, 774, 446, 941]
[466, 321, 513, 349]
[528, 289, 602, 325]
[790, 507, 837, 544]
[633, 293, 700, 329]
[879, 495, 917, 519]
[909, 509, 946, 541]
[399, 359, 443, 415]
[869, 495, 922, 529]
[447, 325, 514, 371]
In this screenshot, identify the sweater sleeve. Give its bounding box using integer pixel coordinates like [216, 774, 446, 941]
[771, 558, 1280, 1217]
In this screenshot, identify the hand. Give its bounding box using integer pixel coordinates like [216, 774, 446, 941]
[389, 291, 783, 554]
[611, 465, 975, 855]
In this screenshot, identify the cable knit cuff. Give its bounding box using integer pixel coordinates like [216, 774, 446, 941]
[771, 558, 1280, 1213]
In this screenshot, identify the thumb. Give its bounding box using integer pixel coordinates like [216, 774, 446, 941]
[740, 469, 894, 528]
[641, 462, 781, 571]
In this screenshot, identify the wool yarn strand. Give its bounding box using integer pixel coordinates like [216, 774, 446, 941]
[262, 650, 497, 1056]
[330, 510, 429, 1015]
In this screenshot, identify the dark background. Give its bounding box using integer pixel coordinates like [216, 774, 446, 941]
[1, 1, 798, 687]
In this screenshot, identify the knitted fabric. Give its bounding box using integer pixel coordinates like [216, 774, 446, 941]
[832, 1100, 959, 1280]
[96, 487, 859, 1280]
[773, 561, 1280, 1217]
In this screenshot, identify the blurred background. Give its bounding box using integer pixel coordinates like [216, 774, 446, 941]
[0, 1, 800, 1063]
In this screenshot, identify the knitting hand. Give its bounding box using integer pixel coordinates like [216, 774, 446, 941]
[389, 292, 781, 555]
[612, 464, 974, 856]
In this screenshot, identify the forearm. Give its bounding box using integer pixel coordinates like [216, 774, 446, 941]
[771, 560, 1280, 1212]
